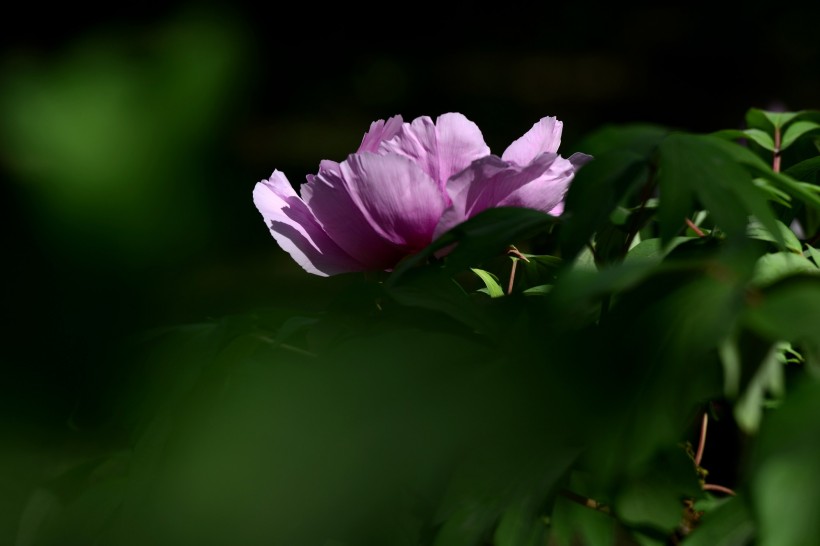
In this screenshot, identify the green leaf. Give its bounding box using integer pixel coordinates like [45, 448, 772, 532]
[746, 108, 800, 131]
[548, 496, 615, 546]
[710, 138, 820, 212]
[752, 177, 792, 207]
[683, 497, 756, 546]
[522, 284, 552, 296]
[657, 134, 782, 247]
[493, 502, 548, 546]
[560, 151, 648, 260]
[614, 449, 702, 532]
[746, 219, 803, 254]
[388, 208, 556, 284]
[751, 252, 819, 287]
[385, 268, 495, 335]
[568, 124, 668, 157]
[713, 128, 775, 151]
[752, 379, 820, 546]
[805, 245, 820, 267]
[734, 342, 787, 433]
[624, 237, 693, 264]
[743, 276, 820, 342]
[784, 156, 820, 182]
[780, 120, 820, 151]
[470, 268, 505, 298]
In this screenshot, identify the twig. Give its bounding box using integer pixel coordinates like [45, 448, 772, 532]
[686, 218, 706, 238]
[695, 413, 708, 467]
[506, 246, 530, 295]
[703, 484, 736, 496]
[559, 489, 611, 515]
[773, 126, 782, 173]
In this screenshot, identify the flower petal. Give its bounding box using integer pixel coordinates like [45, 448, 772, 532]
[502, 116, 563, 166]
[496, 155, 576, 210]
[379, 112, 490, 189]
[357, 115, 404, 153]
[339, 152, 448, 250]
[303, 162, 408, 270]
[253, 171, 364, 276]
[433, 152, 571, 238]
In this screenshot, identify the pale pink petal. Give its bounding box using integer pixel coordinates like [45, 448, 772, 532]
[379, 113, 491, 189]
[434, 152, 573, 238]
[303, 162, 408, 270]
[357, 115, 404, 153]
[496, 156, 576, 210]
[339, 152, 448, 250]
[502, 116, 563, 166]
[253, 171, 364, 276]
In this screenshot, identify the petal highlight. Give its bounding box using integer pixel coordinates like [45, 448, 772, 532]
[357, 115, 404, 153]
[379, 113, 490, 189]
[340, 152, 448, 250]
[253, 171, 364, 276]
[502, 116, 563, 166]
[434, 153, 572, 238]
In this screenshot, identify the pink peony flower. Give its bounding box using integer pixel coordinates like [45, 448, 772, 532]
[253, 113, 590, 276]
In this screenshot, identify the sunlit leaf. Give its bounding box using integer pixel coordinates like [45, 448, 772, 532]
[657, 134, 782, 247]
[780, 120, 820, 151]
[746, 108, 800, 131]
[746, 219, 803, 254]
[470, 268, 505, 298]
[713, 128, 775, 151]
[751, 252, 819, 287]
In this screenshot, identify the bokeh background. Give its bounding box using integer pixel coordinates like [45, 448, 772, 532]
[2, 2, 818, 542]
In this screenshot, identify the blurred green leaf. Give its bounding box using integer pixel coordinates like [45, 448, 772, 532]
[805, 245, 820, 267]
[389, 208, 556, 284]
[746, 219, 803, 254]
[711, 139, 820, 212]
[751, 252, 819, 287]
[623, 237, 693, 264]
[568, 124, 668, 157]
[734, 342, 787, 433]
[713, 129, 775, 151]
[743, 276, 820, 342]
[746, 108, 800, 131]
[752, 379, 820, 546]
[658, 134, 781, 247]
[780, 121, 820, 151]
[385, 268, 494, 335]
[784, 156, 820, 182]
[614, 449, 702, 533]
[561, 151, 648, 260]
[549, 492, 615, 546]
[683, 497, 755, 546]
[492, 502, 547, 546]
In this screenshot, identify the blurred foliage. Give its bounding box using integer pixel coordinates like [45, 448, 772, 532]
[4, 4, 820, 546]
[5, 106, 820, 545]
[0, 8, 248, 264]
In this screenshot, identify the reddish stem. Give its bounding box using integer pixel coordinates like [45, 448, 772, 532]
[703, 484, 736, 496]
[686, 218, 706, 238]
[507, 259, 518, 295]
[506, 246, 530, 295]
[695, 413, 708, 467]
[773, 126, 782, 173]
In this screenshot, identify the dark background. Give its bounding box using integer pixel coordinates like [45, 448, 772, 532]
[1, 1, 818, 539]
